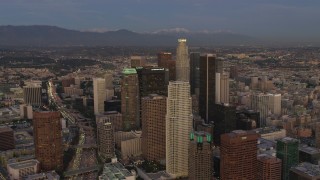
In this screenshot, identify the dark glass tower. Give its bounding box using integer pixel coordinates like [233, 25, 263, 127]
[190, 52, 200, 95]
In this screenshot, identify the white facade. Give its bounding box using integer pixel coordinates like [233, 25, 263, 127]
[166, 81, 192, 178]
[20, 104, 33, 119]
[269, 94, 282, 116]
[176, 39, 189, 82]
[94, 78, 106, 115]
[220, 73, 230, 104]
[215, 73, 221, 103]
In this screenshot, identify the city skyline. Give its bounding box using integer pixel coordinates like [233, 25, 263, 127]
[1, 0, 320, 41]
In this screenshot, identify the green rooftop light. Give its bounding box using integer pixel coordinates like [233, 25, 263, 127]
[190, 133, 194, 140]
[122, 68, 137, 75]
[197, 136, 203, 143]
[207, 134, 212, 143]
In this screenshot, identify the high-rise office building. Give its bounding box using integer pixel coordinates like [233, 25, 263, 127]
[136, 67, 169, 97]
[257, 154, 282, 180]
[220, 73, 230, 104]
[130, 56, 146, 68]
[251, 93, 270, 127]
[166, 81, 192, 178]
[316, 122, 320, 149]
[93, 78, 106, 115]
[23, 85, 42, 106]
[199, 54, 223, 123]
[97, 116, 115, 160]
[213, 103, 237, 145]
[190, 52, 200, 95]
[176, 39, 189, 82]
[269, 94, 281, 116]
[229, 65, 238, 79]
[276, 137, 299, 180]
[157, 52, 176, 81]
[141, 94, 166, 163]
[220, 130, 259, 180]
[121, 68, 139, 131]
[97, 111, 123, 131]
[188, 131, 213, 180]
[33, 111, 63, 171]
[0, 126, 14, 151]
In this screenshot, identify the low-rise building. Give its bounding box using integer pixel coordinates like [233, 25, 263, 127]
[7, 159, 39, 180]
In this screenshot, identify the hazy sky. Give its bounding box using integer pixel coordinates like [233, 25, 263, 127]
[1, 0, 320, 40]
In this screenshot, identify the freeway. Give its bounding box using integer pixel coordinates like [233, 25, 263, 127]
[48, 80, 98, 179]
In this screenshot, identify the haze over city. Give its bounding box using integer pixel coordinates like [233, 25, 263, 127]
[1, 0, 320, 42]
[1, 1, 320, 180]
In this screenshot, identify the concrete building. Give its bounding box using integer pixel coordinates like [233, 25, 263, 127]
[290, 162, 320, 180]
[114, 131, 142, 159]
[97, 111, 123, 131]
[276, 137, 299, 180]
[121, 68, 139, 131]
[141, 94, 166, 163]
[25, 171, 60, 180]
[94, 78, 106, 115]
[20, 104, 33, 119]
[175, 39, 189, 82]
[97, 116, 115, 160]
[257, 154, 282, 180]
[0, 126, 14, 151]
[99, 158, 135, 180]
[299, 144, 320, 164]
[166, 81, 192, 178]
[220, 130, 259, 180]
[188, 131, 212, 180]
[157, 52, 176, 81]
[7, 159, 40, 180]
[23, 85, 42, 106]
[220, 73, 230, 104]
[269, 94, 282, 116]
[254, 127, 286, 141]
[63, 86, 83, 96]
[130, 56, 146, 68]
[251, 93, 271, 127]
[33, 111, 63, 171]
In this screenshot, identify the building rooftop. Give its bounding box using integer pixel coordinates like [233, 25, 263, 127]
[0, 126, 13, 133]
[291, 162, 320, 177]
[122, 68, 137, 75]
[254, 127, 284, 134]
[26, 171, 60, 180]
[99, 162, 133, 179]
[8, 159, 39, 170]
[299, 144, 320, 155]
[278, 137, 299, 144]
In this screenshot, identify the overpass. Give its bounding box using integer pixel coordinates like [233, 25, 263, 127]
[64, 166, 99, 178]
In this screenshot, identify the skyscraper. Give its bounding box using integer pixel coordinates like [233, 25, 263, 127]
[121, 68, 139, 131]
[0, 127, 14, 151]
[220, 73, 230, 104]
[199, 54, 223, 123]
[166, 81, 192, 178]
[93, 78, 106, 115]
[276, 137, 299, 180]
[220, 130, 259, 180]
[97, 116, 115, 160]
[157, 52, 176, 81]
[23, 85, 42, 106]
[257, 154, 282, 180]
[175, 39, 189, 82]
[213, 103, 237, 145]
[136, 67, 169, 97]
[141, 94, 166, 163]
[188, 131, 213, 180]
[33, 111, 63, 171]
[190, 52, 200, 95]
[130, 56, 146, 68]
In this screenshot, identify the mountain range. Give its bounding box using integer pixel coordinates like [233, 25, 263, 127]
[0, 25, 260, 47]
